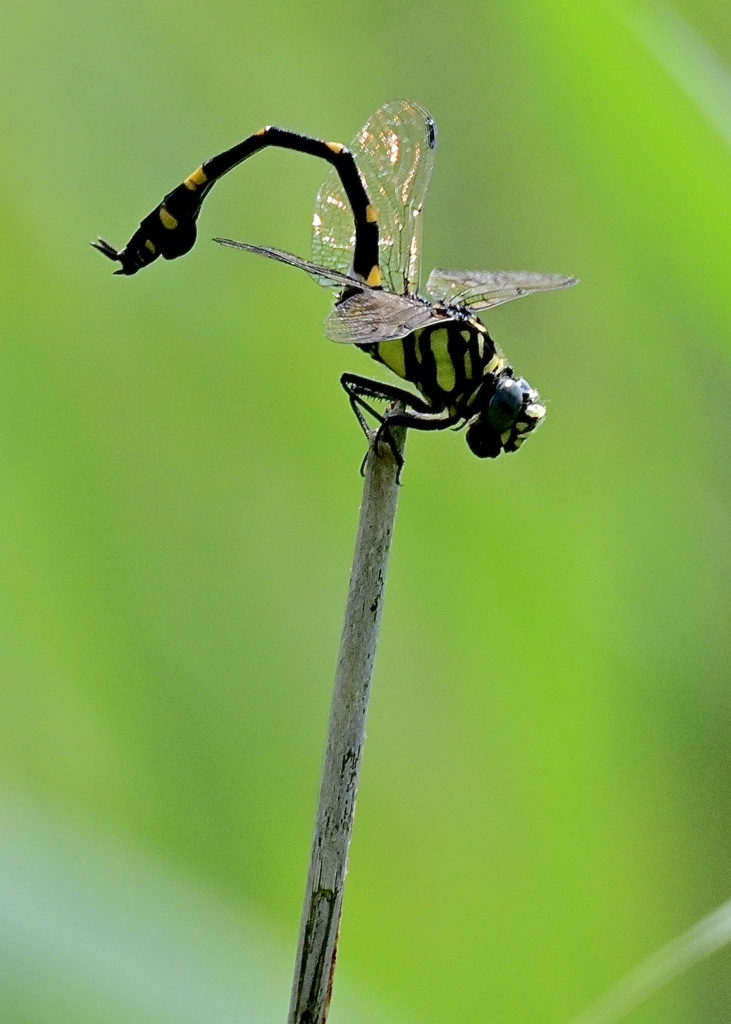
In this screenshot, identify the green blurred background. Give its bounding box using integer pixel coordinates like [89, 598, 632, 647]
[1, 0, 730, 1021]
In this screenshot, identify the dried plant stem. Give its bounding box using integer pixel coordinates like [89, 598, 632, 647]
[287, 413, 407, 1024]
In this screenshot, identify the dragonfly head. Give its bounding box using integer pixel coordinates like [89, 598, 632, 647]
[465, 373, 546, 458]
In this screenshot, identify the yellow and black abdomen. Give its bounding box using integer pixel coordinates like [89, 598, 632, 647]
[367, 318, 499, 412]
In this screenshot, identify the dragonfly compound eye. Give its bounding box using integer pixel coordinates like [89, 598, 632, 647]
[486, 379, 525, 432]
[465, 420, 503, 458]
[465, 377, 546, 458]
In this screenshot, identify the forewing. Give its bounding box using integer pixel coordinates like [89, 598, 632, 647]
[214, 238, 367, 290]
[313, 100, 437, 295]
[324, 290, 443, 345]
[426, 268, 578, 310]
[214, 237, 438, 344]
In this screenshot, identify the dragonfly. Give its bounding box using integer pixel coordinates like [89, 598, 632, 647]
[93, 101, 577, 470]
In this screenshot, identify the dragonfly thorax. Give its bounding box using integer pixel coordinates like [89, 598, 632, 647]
[367, 315, 497, 409]
[364, 314, 545, 457]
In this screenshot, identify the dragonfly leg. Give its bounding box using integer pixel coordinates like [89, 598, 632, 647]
[341, 373, 432, 420]
[340, 373, 458, 478]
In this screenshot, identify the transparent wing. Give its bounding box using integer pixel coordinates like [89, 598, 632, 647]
[214, 237, 370, 290]
[214, 237, 439, 344]
[426, 268, 578, 310]
[324, 290, 443, 345]
[313, 100, 437, 296]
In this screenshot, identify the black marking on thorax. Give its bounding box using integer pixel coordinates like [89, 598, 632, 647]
[367, 318, 499, 411]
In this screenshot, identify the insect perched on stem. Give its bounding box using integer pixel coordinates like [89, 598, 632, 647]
[93, 101, 576, 472]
